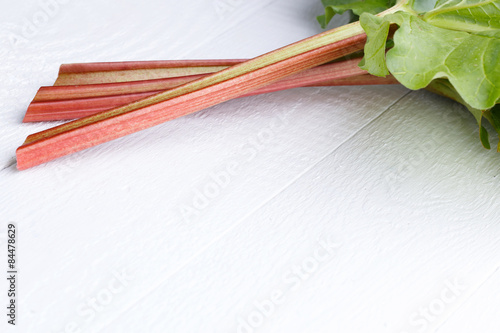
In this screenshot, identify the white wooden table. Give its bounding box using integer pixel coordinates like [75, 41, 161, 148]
[1, 1, 499, 332]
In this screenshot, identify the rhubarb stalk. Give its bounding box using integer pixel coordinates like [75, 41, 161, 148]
[16, 3, 406, 170]
[24, 58, 398, 122]
[54, 59, 245, 85]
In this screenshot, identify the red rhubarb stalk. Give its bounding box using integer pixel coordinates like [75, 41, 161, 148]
[54, 59, 245, 85]
[16, 4, 405, 170]
[24, 58, 397, 122]
[36, 58, 363, 101]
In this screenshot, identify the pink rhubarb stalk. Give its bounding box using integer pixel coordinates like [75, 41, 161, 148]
[54, 59, 245, 85]
[24, 58, 398, 122]
[17, 4, 404, 170]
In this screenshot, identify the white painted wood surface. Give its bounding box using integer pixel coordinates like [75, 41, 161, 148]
[1, 0, 499, 332]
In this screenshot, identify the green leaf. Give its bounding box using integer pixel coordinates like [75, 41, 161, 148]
[358, 13, 391, 76]
[426, 79, 483, 122]
[483, 105, 500, 150]
[360, 11, 500, 110]
[426, 78, 494, 149]
[360, 2, 500, 149]
[317, 0, 396, 28]
[318, 0, 500, 150]
[488, 105, 500, 129]
[480, 124, 491, 149]
[424, 0, 500, 34]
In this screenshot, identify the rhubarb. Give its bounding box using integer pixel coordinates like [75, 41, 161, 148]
[24, 58, 398, 122]
[16, 1, 385, 170]
[54, 59, 245, 85]
[16, 0, 500, 169]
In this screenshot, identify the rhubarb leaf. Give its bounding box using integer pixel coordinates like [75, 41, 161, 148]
[423, 0, 500, 34]
[480, 124, 491, 149]
[482, 105, 500, 150]
[427, 78, 500, 149]
[317, 0, 396, 28]
[360, 10, 500, 110]
[359, 0, 500, 149]
[358, 14, 391, 76]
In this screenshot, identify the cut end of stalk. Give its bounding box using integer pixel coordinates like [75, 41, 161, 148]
[16, 147, 34, 171]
